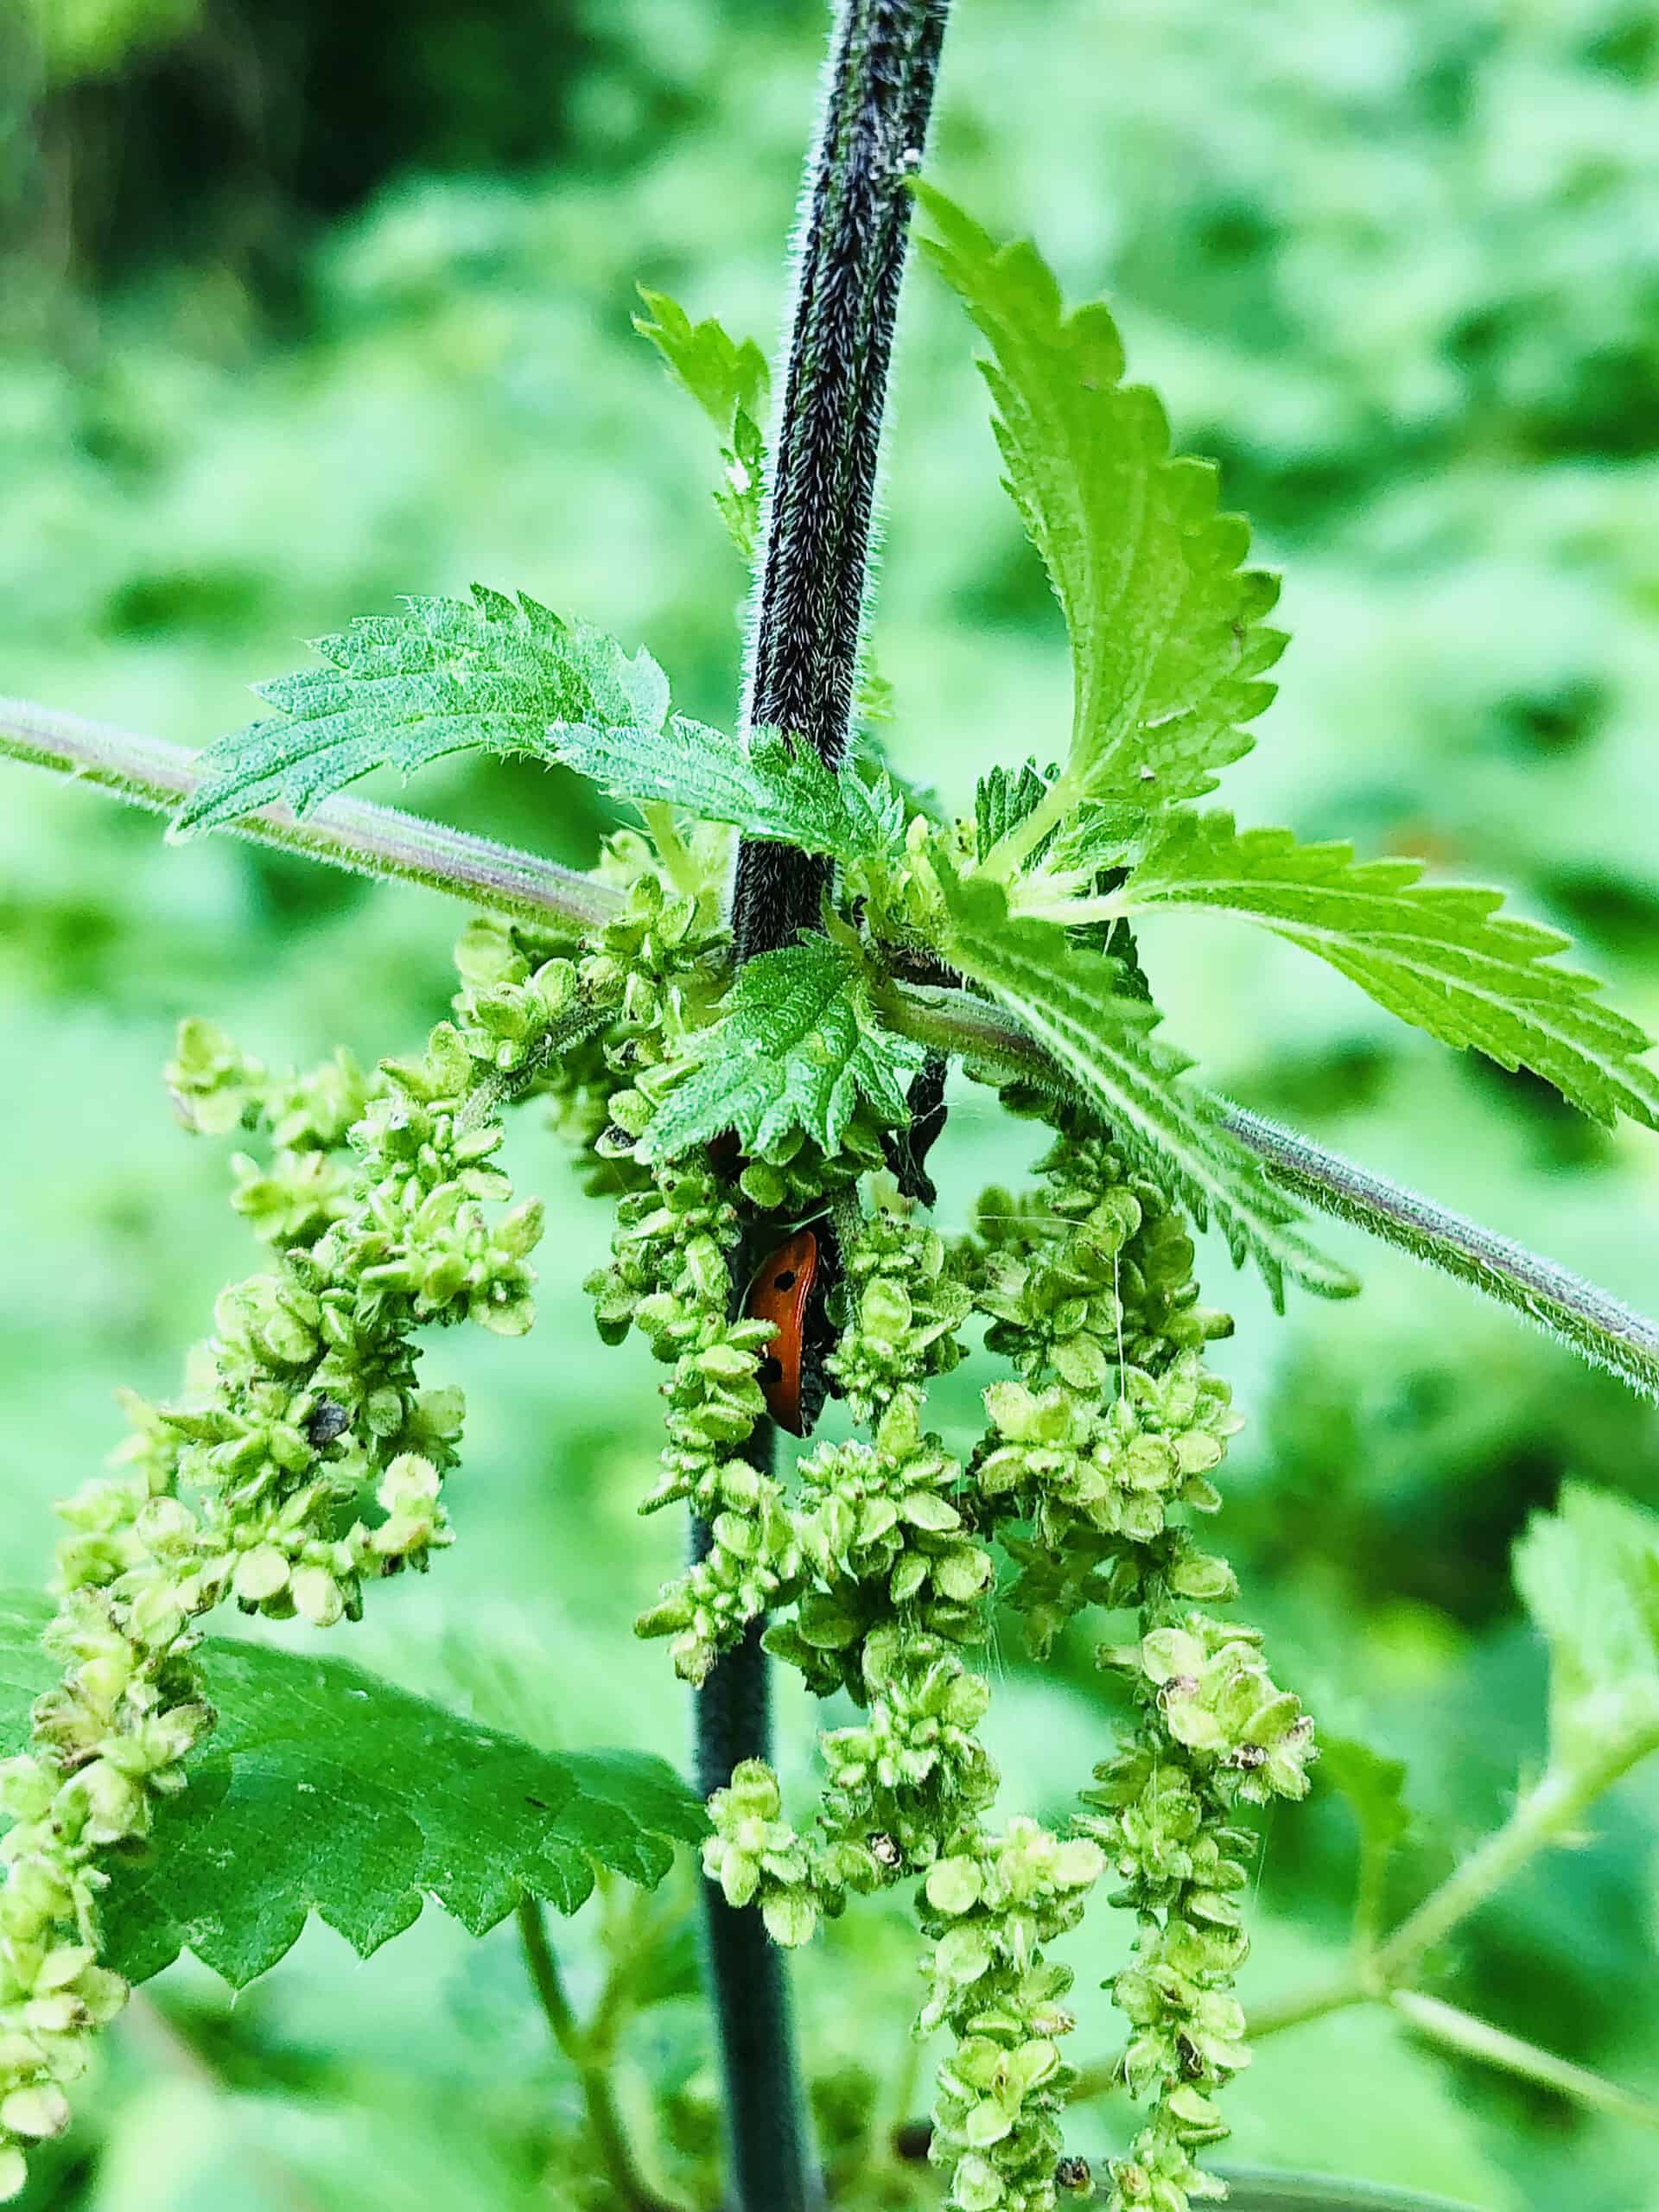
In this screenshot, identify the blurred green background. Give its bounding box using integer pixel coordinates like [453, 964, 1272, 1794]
[3, 1, 1659, 2206]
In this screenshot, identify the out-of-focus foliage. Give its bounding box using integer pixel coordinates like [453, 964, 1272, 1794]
[2, 1, 1657, 2208]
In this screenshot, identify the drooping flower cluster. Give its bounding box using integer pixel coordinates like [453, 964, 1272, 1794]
[919, 1821, 1106, 2212]
[0, 934, 602, 2202]
[965, 1109, 1316, 2212]
[570, 863, 809, 1685]
[695, 1192, 1107, 2212]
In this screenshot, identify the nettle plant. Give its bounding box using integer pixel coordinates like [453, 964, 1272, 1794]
[5, 8, 1659, 2211]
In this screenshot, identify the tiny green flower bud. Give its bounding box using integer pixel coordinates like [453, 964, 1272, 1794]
[2, 2085, 72, 2139]
[232, 1547, 291, 1604]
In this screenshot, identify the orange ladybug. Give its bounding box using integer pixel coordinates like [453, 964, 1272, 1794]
[745, 1227, 834, 1437]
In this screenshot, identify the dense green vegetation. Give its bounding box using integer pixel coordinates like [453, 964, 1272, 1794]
[3, 3, 1658, 2207]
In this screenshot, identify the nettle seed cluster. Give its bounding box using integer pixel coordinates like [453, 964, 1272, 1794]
[575, 859, 1317, 2210]
[0, 912, 614, 2200]
[0, 840, 1312, 2212]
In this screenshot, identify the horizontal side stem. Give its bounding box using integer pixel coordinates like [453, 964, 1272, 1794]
[1390, 1990, 1659, 2134]
[0, 696, 620, 935]
[1223, 1103, 1659, 1402]
[880, 980, 1659, 1401]
[9, 695, 1659, 1404]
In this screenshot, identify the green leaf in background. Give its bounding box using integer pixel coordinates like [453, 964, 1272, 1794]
[937, 863, 1354, 1306]
[1319, 1736, 1413, 1946]
[1120, 813, 1659, 1130]
[550, 718, 908, 864]
[170, 586, 671, 836]
[0, 1593, 706, 1989]
[1512, 1486, 1659, 1778]
[638, 933, 925, 1163]
[917, 186, 1284, 819]
[633, 288, 771, 559]
[633, 288, 770, 431]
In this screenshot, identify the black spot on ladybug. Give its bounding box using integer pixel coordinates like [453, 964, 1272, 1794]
[744, 1223, 840, 1436]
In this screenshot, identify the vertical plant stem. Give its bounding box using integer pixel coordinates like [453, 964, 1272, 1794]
[517, 1900, 681, 2212]
[690, 1434, 815, 2212]
[733, 0, 952, 960]
[694, 5, 951, 2207]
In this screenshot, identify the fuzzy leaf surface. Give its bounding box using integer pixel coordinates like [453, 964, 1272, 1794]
[1122, 812, 1659, 1129]
[1512, 1486, 1659, 1775]
[936, 866, 1352, 1306]
[639, 934, 925, 1162]
[918, 188, 1284, 815]
[0, 1593, 706, 1988]
[550, 720, 907, 863]
[172, 586, 670, 836]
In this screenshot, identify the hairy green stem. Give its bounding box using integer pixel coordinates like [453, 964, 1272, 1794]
[881, 981, 1659, 1400]
[1236, 1764, 1627, 2039]
[0, 696, 619, 934]
[517, 1901, 682, 2212]
[1222, 1103, 1659, 1404]
[1389, 1991, 1659, 2134]
[10, 698, 1659, 1406]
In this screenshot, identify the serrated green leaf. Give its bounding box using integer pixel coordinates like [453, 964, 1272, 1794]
[639, 935, 925, 1163]
[550, 719, 908, 865]
[633, 288, 770, 434]
[981, 760, 1154, 988]
[1118, 812, 1659, 1130]
[171, 586, 670, 837]
[935, 864, 1352, 1307]
[634, 289, 771, 560]
[918, 188, 1283, 820]
[0, 1593, 705, 1989]
[1512, 1486, 1659, 1777]
[975, 761, 1054, 864]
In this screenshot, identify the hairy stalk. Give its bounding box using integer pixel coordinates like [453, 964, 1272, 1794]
[690, 1475, 817, 2212]
[734, 0, 950, 959]
[687, 7, 950, 2207]
[1370, 1752, 1651, 1985]
[517, 1901, 682, 2212]
[881, 982, 1659, 1401]
[0, 698, 617, 934]
[10, 700, 1659, 1402]
[1221, 1103, 1659, 1403]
